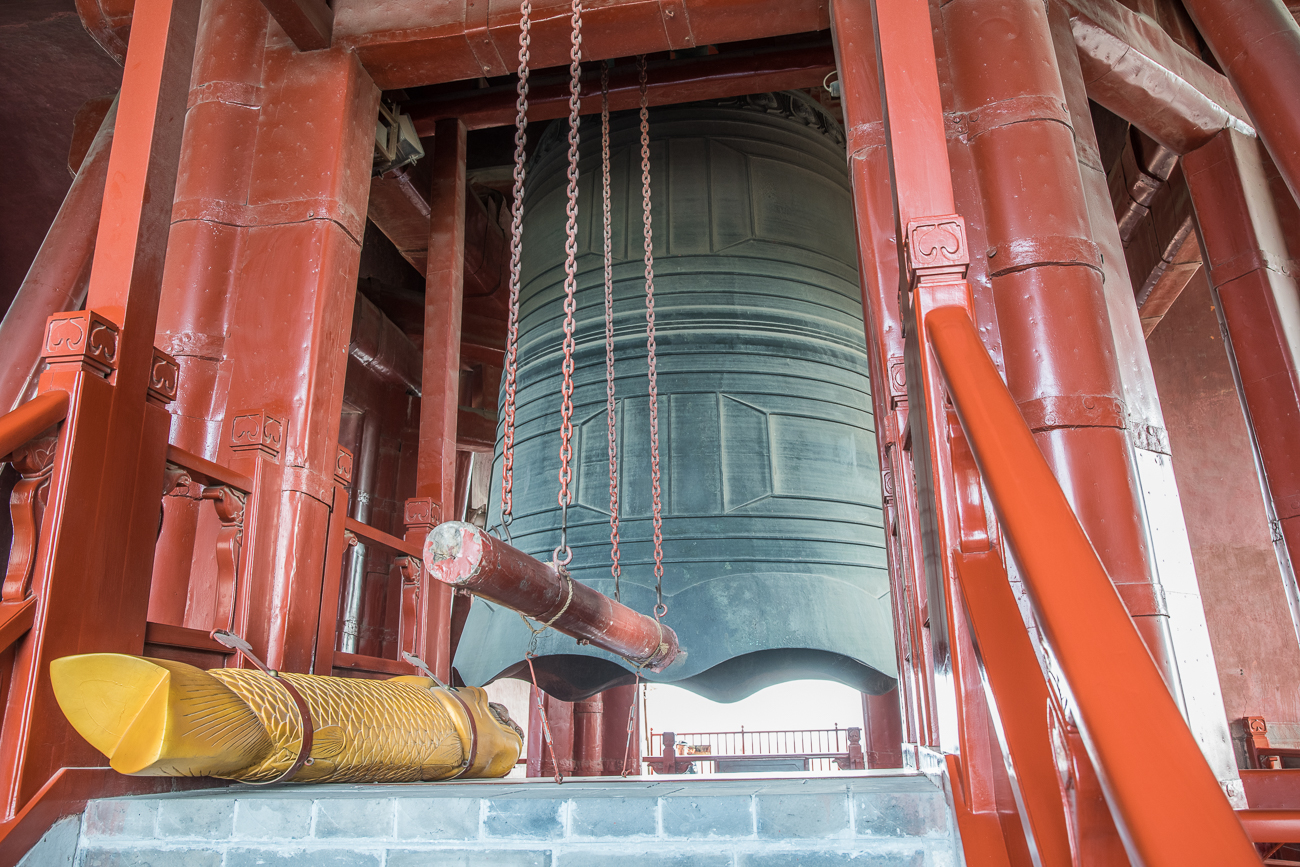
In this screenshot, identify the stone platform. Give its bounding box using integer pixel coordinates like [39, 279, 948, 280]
[28, 772, 962, 866]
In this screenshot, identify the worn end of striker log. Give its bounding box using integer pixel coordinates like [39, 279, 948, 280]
[424, 520, 484, 586]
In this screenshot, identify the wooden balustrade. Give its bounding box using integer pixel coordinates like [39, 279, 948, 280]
[315, 455, 426, 680]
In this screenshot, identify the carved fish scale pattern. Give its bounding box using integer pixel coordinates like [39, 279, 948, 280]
[209, 670, 465, 783]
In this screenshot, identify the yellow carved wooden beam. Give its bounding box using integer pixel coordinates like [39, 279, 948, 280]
[50, 654, 523, 783]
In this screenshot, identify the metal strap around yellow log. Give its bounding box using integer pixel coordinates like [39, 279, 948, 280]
[0, 391, 68, 461]
[924, 305, 1258, 866]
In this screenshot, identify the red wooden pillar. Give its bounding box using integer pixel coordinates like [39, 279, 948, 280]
[861, 689, 903, 769]
[1184, 130, 1300, 587]
[941, 0, 1179, 690]
[599, 684, 640, 776]
[209, 46, 379, 673]
[830, 0, 934, 754]
[0, 0, 200, 814]
[149, 0, 271, 629]
[1180, 0, 1300, 206]
[573, 693, 604, 777]
[410, 118, 468, 683]
[528, 685, 576, 779]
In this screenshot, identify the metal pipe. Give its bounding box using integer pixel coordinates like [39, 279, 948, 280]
[926, 305, 1259, 866]
[1180, 0, 1300, 204]
[0, 392, 69, 460]
[423, 522, 679, 672]
[0, 98, 117, 413]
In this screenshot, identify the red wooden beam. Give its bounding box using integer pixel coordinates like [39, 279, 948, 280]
[407, 43, 836, 132]
[1180, 0, 1300, 204]
[260, 0, 332, 52]
[410, 118, 468, 683]
[424, 522, 679, 671]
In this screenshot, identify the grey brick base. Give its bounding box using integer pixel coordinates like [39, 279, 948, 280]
[71, 775, 961, 867]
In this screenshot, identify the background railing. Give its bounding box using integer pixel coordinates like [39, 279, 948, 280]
[645, 728, 865, 774]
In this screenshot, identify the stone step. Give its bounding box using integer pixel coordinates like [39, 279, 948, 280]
[44, 773, 960, 867]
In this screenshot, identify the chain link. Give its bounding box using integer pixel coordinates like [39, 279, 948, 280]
[555, 0, 583, 565]
[600, 63, 622, 602]
[638, 56, 667, 620]
[499, 0, 532, 537]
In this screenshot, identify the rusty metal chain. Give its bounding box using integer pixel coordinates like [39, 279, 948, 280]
[499, 0, 532, 540]
[526, 656, 563, 784]
[638, 55, 666, 619]
[618, 670, 639, 774]
[553, 0, 583, 568]
[601, 63, 622, 601]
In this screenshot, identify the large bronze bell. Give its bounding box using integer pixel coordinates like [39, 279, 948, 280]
[455, 93, 897, 702]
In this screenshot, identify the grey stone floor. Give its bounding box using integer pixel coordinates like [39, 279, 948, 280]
[39, 773, 962, 867]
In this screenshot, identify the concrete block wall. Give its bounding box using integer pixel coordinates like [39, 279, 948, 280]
[70, 775, 961, 866]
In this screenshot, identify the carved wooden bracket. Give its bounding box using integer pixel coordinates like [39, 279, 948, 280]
[3, 434, 60, 603]
[230, 410, 285, 459]
[147, 349, 180, 406]
[42, 310, 120, 377]
[905, 215, 970, 288]
[397, 555, 422, 655]
[201, 485, 248, 632]
[403, 497, 441, 534]
[335, 446, 353, 487]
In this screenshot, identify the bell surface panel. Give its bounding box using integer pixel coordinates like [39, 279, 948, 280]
[455, 94, 897, 702]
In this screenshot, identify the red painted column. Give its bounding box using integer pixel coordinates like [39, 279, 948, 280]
[1184, 130, 1300, 590]
[0, 0, 200, 813]
[830, 0, 934, 753]
[411, 118, 468, 683]
[861, 689, 903, 768]
[528, 686, 575, 778]
[573, 693, 604, 777]
[0, 99, 117, 414]
[148, 0, 271, 628]
[209, 45, 380, 673]
[599, 684, 640, 776]
[1179, 0, 1300, 205]
[940, 0, 1179, 689]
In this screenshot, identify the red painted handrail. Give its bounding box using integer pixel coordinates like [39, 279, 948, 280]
[0, 391, 68, 460]
[925, 306, 1259, 865]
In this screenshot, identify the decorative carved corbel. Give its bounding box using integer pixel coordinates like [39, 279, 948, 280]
[3, 434, 60, 603]
[335, 446, 354, 487]
[397, 555, 422, 655]
[201, 485, 248, 631]
[42, 310, 120, 378]
[229, 410, 286, 460]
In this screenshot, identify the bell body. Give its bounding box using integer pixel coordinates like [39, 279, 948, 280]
[457, 93, 897, 702]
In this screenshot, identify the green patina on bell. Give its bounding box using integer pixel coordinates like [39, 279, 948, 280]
[454, 93, 897, 702]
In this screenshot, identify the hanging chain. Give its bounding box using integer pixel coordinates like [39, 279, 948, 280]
[499, 0, 532, 539]
[621, 670, 642, 776]
[526, 657, 563, 784]
[554, 0, 583, 567]
[601, 64, 622, 601]
[638, 55, 666, 620]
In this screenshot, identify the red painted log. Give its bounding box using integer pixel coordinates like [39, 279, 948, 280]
[0, 100, 116, 414]
[423, 521, 679, 671]
[1180, 0, 1300, 205]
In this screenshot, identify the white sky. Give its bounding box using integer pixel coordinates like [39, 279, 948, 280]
[642, 679, 866, 736]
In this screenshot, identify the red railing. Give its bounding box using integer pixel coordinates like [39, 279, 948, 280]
[645, 728, 865, 774]
[926, 306, 1262, 863]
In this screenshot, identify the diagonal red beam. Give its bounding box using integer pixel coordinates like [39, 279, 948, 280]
[259, 0, 332, 51]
